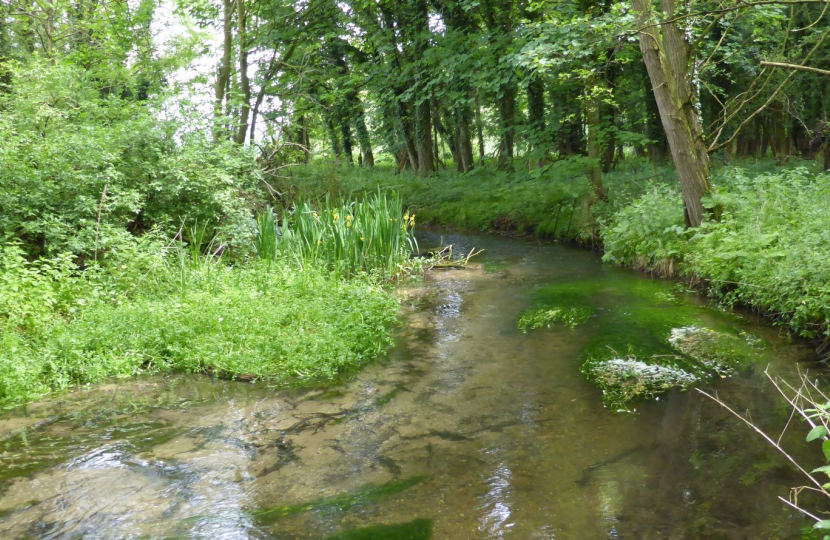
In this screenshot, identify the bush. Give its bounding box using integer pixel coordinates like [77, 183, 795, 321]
[601, 163, 830, 339]
[0, 61, 262, 259]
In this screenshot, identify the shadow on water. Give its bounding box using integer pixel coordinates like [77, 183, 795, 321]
[0, 230, 824, 539]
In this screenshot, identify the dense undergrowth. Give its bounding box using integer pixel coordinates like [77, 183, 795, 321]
[0, 64, 421, 409]
[0, 232, 404, 408]
[280, 158, 830, 345]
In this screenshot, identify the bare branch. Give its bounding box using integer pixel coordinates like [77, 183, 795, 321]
[760, 61, 830, 76]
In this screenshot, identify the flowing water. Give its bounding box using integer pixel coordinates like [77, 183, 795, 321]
[0, 231, 824, 539]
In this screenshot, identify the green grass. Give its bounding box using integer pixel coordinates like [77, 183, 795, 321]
[278, 156, 677, 243]
[0, 233, 404, 408]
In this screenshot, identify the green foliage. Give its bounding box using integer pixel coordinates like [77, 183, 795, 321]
[600, 183, 689, 272]
[0, 242, 400, 408]
[259, 191, 418, 278]
[602, 162, 830, 339]
[0, 61, 262, 258]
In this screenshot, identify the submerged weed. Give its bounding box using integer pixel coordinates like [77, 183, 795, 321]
[517, 306, 593, 331]
[252, 475, 426, 524]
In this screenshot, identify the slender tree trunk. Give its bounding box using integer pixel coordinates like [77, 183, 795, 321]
[475, 92, 486, 163]
[301, 115, 310, 163]
[586, 92, 607, 201]
[43, 0, 56, 59]
[0, 3, 11, 93]
[214, 0, 234, 140]
[354, 103, 374, 167]
[498, 83, 516, 167]
[632, 0, 713, 228]
[235, 0, 251, 144]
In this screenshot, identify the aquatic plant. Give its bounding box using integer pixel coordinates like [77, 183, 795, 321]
[256, 191, 418, 278]
[517, 306, 593, 331]
[326, 518, 433, 540]
[668, 326, 760, 377]
[520, 276, 767, 410]
[588, 357, 697, 411]
[252, 476, 426, 524]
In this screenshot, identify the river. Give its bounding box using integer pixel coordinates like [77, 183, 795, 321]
[0, 231, 822, 539]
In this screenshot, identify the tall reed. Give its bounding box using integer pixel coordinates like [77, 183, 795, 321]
[256, 191, 417, 277]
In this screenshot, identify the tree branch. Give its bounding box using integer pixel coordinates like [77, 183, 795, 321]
[760, 61, 830, 76]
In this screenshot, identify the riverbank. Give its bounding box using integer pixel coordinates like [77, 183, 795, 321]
[286, 158, 830, 349]
[0, 194, 417, 409]
[0, 229, 814, 538]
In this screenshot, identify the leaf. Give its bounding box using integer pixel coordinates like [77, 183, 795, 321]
[807, 425, 827, 442]
[814, 521, 830, 530]
[823, 440, 830, 462]
[812, 465, 830, 478]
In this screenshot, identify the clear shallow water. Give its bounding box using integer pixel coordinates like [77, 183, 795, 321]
[0, 231, 823, 539]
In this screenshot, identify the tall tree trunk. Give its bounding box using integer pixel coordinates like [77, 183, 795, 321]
[456, 101, 475, 172]
[586, 92, 607, 201]
[235, 0, 250, 144]
[415, 99, 434, 176]
[214, 0, 234, 141]
[326, 116, 342, 158]
[340, 117, 354, 164]
[397, 101, 419, 171]
[354, 102, 375, 167]
[475, 92, 486, 163]
[632, 0, 713, 228]
[498, 83, 516, 167]
[527, 76, 546, 166]
[413, 0, 434, 176]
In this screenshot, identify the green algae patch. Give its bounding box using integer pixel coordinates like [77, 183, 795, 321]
[326, 518, 433, 540]
[523, 276, 768, 411]
[586, 356, 697, 412]
[668, 326, 761, 376]
[251, 475, 426, 524]
[517, 306, 593, 331]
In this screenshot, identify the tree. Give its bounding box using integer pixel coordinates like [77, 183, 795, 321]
[631, 0, 713, 227]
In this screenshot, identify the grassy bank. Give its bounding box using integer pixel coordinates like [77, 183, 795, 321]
[282, 158, 830, 346]
[0, 195, 417, 408]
